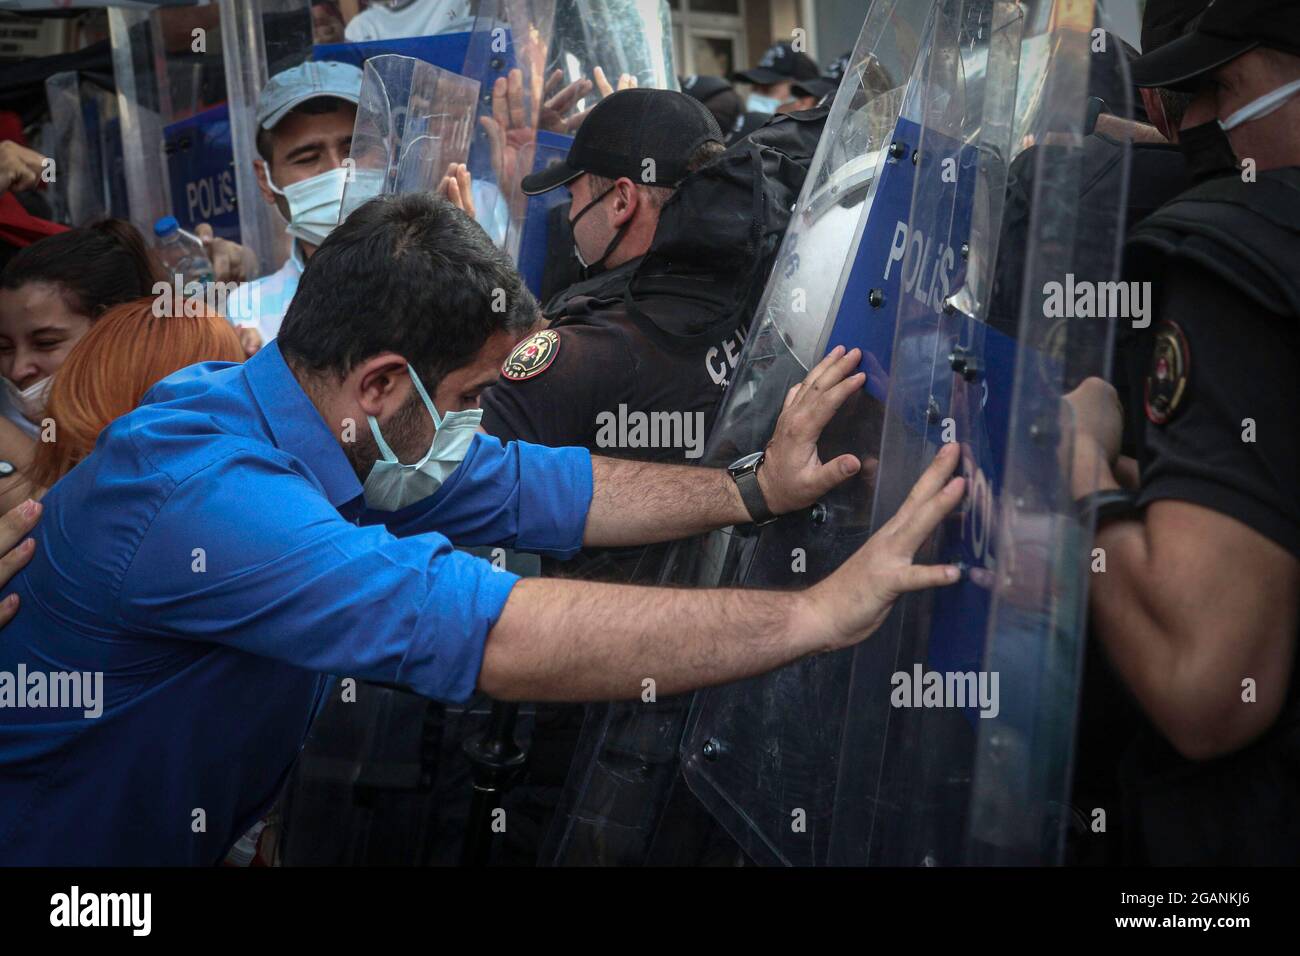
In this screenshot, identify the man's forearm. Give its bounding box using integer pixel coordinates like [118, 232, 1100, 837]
[479, 576, 822, 701]
[582, 456, 751, 547]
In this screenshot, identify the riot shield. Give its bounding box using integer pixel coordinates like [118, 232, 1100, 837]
[109, 1, 246, 242]
[43, 71, 129, 226]
[826, 0, 1130, 867]
[548, 0, 1130, 867]
[338, 53, 480, 219]
[543, 0, 937, 866]
[546, 0, 676, 109]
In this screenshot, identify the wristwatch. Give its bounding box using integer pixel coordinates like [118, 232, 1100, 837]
[727, 451, 777, 526]
[1075, 488, 1140, 526]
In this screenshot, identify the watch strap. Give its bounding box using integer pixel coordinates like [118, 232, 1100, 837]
[734, 467, 777, 526]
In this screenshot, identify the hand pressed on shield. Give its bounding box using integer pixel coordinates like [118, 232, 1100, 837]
[756, 345, 870, 515]
[479, 69, 538, 216]
[438, 163, 476, 218]
[800, 442, 965, 652]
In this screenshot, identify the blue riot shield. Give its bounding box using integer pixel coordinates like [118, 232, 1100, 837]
[543, 0, 936, 866]
[547, 0, 1130, 866]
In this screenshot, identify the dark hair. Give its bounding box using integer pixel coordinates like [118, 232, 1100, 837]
[0, 219, 165, 318]
[255, 95, 352, 163]
[278, 192, 537, 390]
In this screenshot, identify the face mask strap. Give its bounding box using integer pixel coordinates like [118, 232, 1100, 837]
[1221, 77, 1300, 131]
[570, 183, 628, 276]
[405, 364, 441, 427]
[367, 415, 399, 463]
[263, 165, 287, 198]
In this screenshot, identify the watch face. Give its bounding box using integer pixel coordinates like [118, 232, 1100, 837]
[729, 451, 764, 474]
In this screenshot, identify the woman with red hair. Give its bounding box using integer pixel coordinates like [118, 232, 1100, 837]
[3, 296, 244, 508]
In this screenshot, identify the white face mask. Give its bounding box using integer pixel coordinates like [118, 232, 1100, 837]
[265, 166, 351, 247]
[362, 364, 483, 511]
[3, 375, 52, 424]
[1220, 77, 1300, 131]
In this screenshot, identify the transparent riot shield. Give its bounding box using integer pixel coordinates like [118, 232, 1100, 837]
[543, 0, 938, 866]
[44, 71, 128, 226]
[459, 0, 557, 257]
[546, 0, 676, 111]
[219, 0, 315, 276]
[109, 2, 246, 242]
[548, 0, 1129, 867]
[338, 54, 480, 218]
[826, 0, 1130, 867]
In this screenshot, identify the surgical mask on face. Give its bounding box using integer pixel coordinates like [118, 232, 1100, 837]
[362, 364, 483, 511]
[336, 167, 387, 220]
[2, 375, 52, 424]
[746, 92, 788, 115]
[569, 183, 629, 277]
[265, 166, 350, 247]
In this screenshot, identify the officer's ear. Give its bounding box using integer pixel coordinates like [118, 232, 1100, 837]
[609, 177, 640, 225]
[350, 353, 412, 419]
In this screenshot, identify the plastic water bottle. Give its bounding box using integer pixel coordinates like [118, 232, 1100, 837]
[153, 216, 215, 285]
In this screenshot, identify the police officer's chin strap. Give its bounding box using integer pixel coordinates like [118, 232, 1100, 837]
[571, 184, 632, 279]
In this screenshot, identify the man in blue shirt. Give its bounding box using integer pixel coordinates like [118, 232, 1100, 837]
[0, 193, 965, 864]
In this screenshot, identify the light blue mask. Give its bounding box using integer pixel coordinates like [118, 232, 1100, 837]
[746, 92, 788, 115]
[362, 364, 483, 511]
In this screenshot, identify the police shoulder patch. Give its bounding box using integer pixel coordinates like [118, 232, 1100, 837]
[1144, 319, 1190, 425]
[502, 329, 560, 382]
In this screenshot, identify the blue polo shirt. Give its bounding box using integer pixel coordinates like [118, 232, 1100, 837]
[0, 342, 591, 865]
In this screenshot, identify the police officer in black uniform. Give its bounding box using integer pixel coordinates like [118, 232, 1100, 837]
[478, 90, 741, 862]
[481, 89, 734, 584]
[1065, 0, 1300, 864]
[729, 40, 821, 145]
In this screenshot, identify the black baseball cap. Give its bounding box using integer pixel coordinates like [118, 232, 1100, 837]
[679, 74, 732, 103]
[1132, 0, 1300, 89]
[732, 41, 820, 86]
[791, 77, 835, 101]
[520, 88, 723, 196]
[1140, 0, 1212, 55]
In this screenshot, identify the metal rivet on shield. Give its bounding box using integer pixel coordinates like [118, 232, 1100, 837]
[810, 502, 828, 525]
[868, 288, 884, 308]
[702, 739, 722, 762]
[911, 149, 919, 165]
[926, 396, 942, 424]
[490, 57, 505, 70]
[948, 346, 981, 382]
[960, 242, 970, 260]
[888, 142, 905, 160]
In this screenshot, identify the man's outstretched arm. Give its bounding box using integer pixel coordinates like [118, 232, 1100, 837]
[481, 443, 965, 701]
[581, 346, 868, 548]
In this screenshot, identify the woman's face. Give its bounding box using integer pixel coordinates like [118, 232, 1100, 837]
[0, 282, 94, 387]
